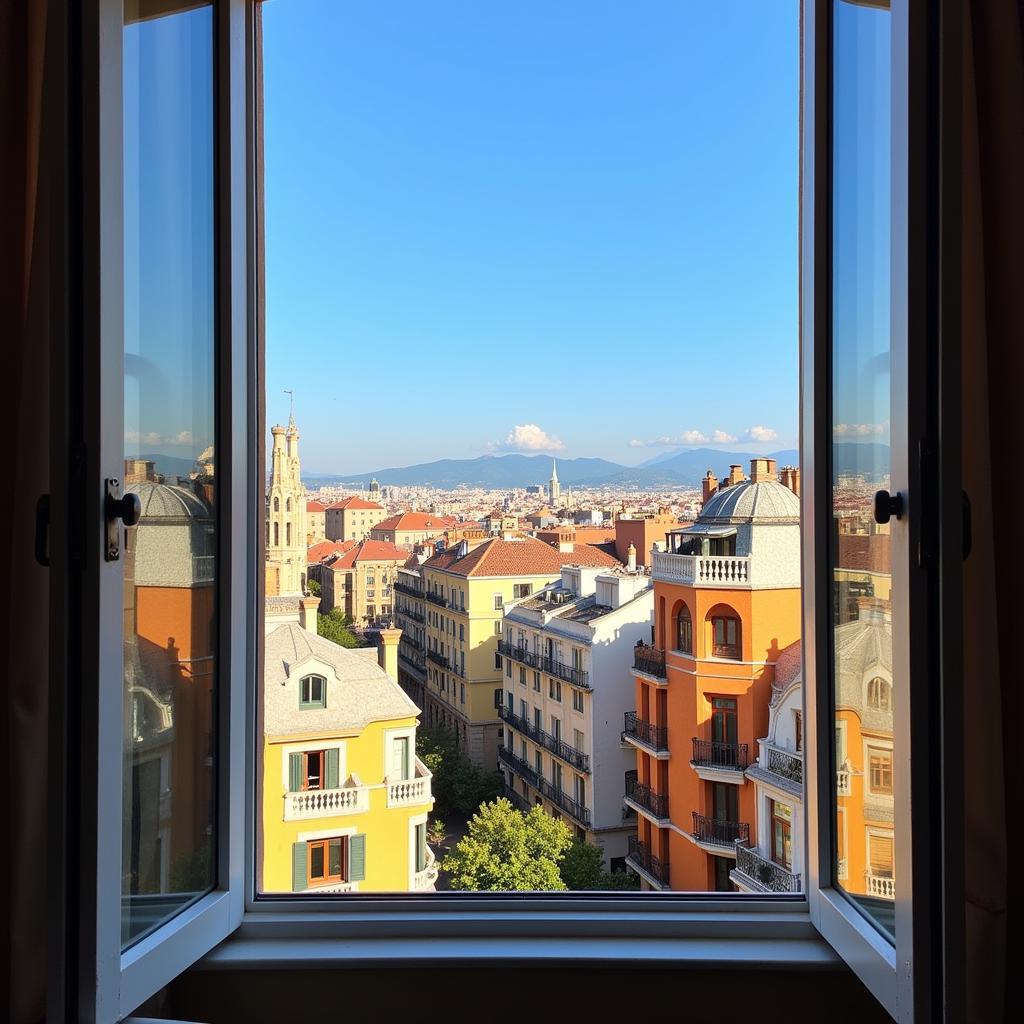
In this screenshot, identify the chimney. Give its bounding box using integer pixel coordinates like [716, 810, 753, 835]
[377, 627, 402, 684]
[299, 595, 320, 633]
[702, 469, 718, 503]
[558, 541, 574, 553]
[750, 457, 778, 483]
[727, 464, 744, 487]
[627, 542, 637, 573]
[780, 465, 801, 496]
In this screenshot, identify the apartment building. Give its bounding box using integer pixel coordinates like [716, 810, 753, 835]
[318, 539, 406, 624]
[498, 559, 653, 868]
[306, 499, 326, 544]
[369, 511, 455, 547]
[394, 554, 428, 709]
[325, 496, 387, 542]
[419, 536, 621, 767]
[625, 458, 801, 891]
[261, 599, 436, 893]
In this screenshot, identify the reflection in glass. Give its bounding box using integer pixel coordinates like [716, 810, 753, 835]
[830, 0, 894, 940]
[121, 0, 216, 948]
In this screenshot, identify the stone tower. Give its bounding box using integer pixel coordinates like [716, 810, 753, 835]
[548, 459, 561, 505]
[266, 411, 307, 595]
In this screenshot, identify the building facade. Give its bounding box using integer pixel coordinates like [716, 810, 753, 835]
[369, 511, 454, 547]
[306, 500, 326, 545]
[266, 417, 308, 595]
[394, 554, 428, 709]
[419, 536, 621, 767]
[325, 496, 387, 543]
[261, 604, 436, 893]
[625, 458, 802, 891]
[498, 563, 653, 869]
[318, 540, 407, 624]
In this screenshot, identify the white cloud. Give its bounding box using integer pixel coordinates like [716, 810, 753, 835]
[710, 429, 738, 443]
[833, 421, 887, 437]
[628, 429, 743, 448]
[124, 429, 197, 447]
[490, 423, 565, 452]
[744, 425, 778, 441]
[172, 430, 194, 445]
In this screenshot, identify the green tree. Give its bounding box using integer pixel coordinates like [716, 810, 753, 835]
[317, 610, 363, 648]
[306, 579, 321, 597]
[442, 798, 573, 891]
[559, 839, 605, 890]
[416, 726, 503, 816]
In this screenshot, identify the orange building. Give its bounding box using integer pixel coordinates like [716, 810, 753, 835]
[613, 509, 678, 568]
[624, 458, 801, 891]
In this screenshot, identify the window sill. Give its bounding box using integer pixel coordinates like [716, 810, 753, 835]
[198, 897, 837, 971]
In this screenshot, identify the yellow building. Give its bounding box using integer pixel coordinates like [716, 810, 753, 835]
[325, 496, 387, 542]
[261, 603, 436, 893]
[419, 536, 620, 767]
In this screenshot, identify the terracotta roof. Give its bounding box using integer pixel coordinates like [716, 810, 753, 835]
[327, 496, 384, 511]
[307, 540, 356, 564]
[423, 536, 621, 578]
[323, 539, 408, 570]
[373, 511, 455, 533]
[306, 500, 326, 512]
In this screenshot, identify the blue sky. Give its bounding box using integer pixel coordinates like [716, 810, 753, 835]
[263, 0, 800, 474]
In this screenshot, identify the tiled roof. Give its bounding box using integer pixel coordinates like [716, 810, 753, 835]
[327, 496, 384, 511]
[323, 539, 408, 570]
[423, 536, 621, 578]
[307, 539, 356, 564]
[373, 511, 455, 533]
[306, 500, 326, 512]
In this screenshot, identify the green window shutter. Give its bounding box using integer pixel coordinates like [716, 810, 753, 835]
[348, 834, 366, 882]
[292, 842, 308, 892]
[288, 753, 302, 793]
[325, 747, 340, 789]
[415, 823, 426, 873]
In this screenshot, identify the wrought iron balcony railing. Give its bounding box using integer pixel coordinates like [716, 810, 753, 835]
[396, 602, 425, 624]
[398, 651, 426, 675]
[394, 581, 423, 599]
[498, 706, 590, 772]
[623, 712, 669, 753]
[426, 649, 451, 670]
[626, 835, 670, 887]
[632, 644, 667, 679]
[537, 777, 591, 828]
[765, 745, 803, 785]
[497, 641, 591, 689]
[425, 590, 448, 607]
[497, 746, 541, 790]
[733, 842, 801, 893]
[691, 738, 750, 771]
[502, 783, 532, 814]
[624, 777, 669, 820]
[690, 812, 749, 848]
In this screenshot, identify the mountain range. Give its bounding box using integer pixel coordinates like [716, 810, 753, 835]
[304, 447, 824, 490]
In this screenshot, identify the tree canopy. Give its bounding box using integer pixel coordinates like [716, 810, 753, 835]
[317, 607, 366, 648]
[442, 798, 574, 891]
[416, 726, 502, 817]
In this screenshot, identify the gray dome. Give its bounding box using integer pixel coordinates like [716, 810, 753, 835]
[698, 479, 800, 524]
[133, 481, 210, 521]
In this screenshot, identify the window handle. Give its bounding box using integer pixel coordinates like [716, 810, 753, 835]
[104, 478, 142, 561]
[872, 489, 903, 525]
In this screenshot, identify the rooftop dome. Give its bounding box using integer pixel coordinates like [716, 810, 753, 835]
[133, 480, 211, 521]
[698, 479, 800, 524]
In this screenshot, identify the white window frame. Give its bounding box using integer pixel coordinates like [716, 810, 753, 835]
[55, 3, 964, 1022]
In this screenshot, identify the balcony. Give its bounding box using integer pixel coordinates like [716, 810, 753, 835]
[398, 651, 426, 677]
[622, 712, 669, 756]
[413, 845, 439, 890]
[632, 644, 667, 681]
[866, 874, 895, 900]
[747, 739, 803, 795]
[283, 785, 369, 821]
[400, 633, 424, 652]
[691, 738, 750, 784]
[386, 758, 433, 807]
[624, 778, 670, 824]
[498, 705, 590, 772]
[836, 767, 851, 796]
[690, 812, 749, 852]
[731, 843, 801, 893]
[651, 551, 752, 588]
[502, 782, 533, 814]
[394, 581, 422, 599]
[396, 603, 425, 624]
[626, 835, 670, 889]
[498, 746, 541, 789]
[425, 591, 448, 607]
[537, 777, 591, 828]
[498, 641, 591, 690]
[426, 649, 451, 670]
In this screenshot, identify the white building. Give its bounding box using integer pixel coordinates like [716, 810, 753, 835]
[498, 558, 653, 870]
[731, 639, 804, 893]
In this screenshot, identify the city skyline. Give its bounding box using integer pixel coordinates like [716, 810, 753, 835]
[261, 0, 800, 474]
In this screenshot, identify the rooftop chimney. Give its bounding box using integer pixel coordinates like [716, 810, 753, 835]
[377, 627, 402, 684]
[299, 595, 320, 633]
[749, 457, 778, 483]
[627, 542, 637, 573]
[780, 465, 801, 496]
[702, 469, 718, 504]
[727, 464, 744, 487]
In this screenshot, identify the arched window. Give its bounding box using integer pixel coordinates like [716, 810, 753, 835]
[273, 496, 279, 512]
[273, 522, 279, 546]
[286, 497, 292, 512]
[710, 612, 741, 659]
[299, 674, 327, 708]
[286, 523, 292, 546]
[676, 605, 693, 654]
[867, 677, 892, 711]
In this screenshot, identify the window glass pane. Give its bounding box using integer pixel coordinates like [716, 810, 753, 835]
[121, 0, 215, 948]
[830, 0, 895, 940]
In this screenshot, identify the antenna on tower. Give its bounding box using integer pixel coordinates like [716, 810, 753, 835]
[284, 389, 295, 429]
